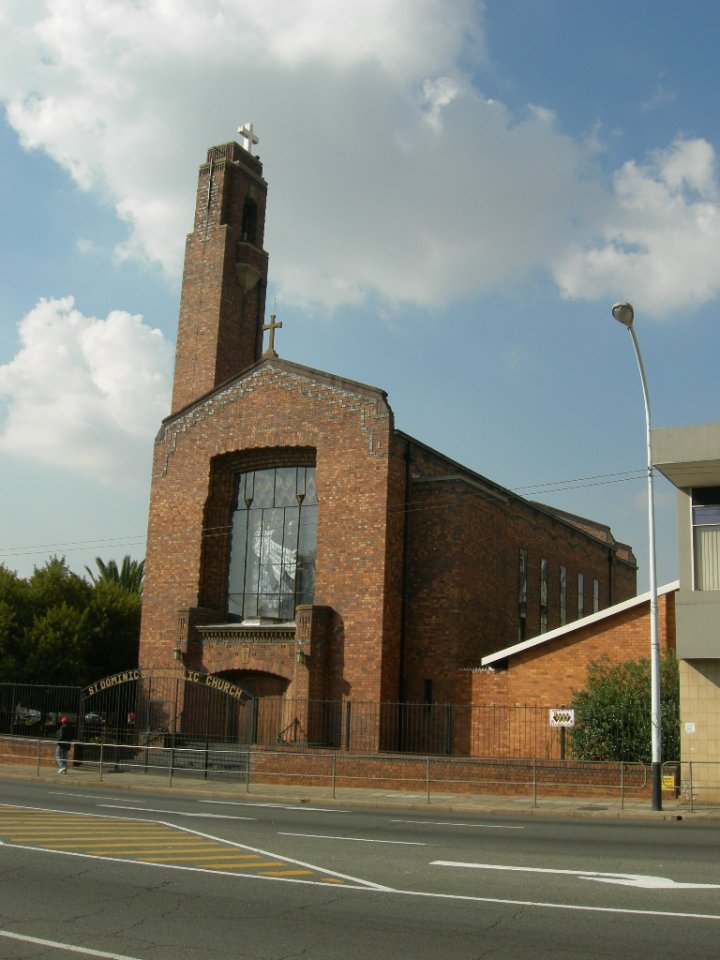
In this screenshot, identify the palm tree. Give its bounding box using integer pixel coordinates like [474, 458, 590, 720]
[85, 556, 144, 595]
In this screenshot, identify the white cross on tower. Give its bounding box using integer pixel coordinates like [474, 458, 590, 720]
[238, 122, 259, 155]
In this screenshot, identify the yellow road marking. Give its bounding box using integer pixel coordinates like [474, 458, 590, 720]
[197, 861, 286, 871]
[141, 853, 269, 863]
[0, 806, 346, 884]
[8, 839, 171, 848]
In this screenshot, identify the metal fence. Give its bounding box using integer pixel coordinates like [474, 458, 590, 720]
[0, 682, 674, 763]
[0, 734, 655, 805]
[1, 683, 85, 738]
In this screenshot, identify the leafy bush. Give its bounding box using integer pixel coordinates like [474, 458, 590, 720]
[570, 653, 679, 762]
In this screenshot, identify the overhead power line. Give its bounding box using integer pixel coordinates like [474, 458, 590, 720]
[0, 466, 651, 565]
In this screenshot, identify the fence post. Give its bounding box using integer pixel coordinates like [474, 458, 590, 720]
[689, 761, 694, 813]
[99, 742, 105, 782]
[532, 758, 537, 808]
[344, 701, 351, 751]
[426, 757, 431, 804]
[332, 752, 337, 799]
[169, 746, 175, 786]
[36, 737, 42, 776]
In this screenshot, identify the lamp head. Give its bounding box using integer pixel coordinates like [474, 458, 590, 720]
[612, 302, 634, 328]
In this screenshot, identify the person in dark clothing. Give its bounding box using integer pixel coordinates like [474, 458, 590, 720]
[55, 716, 74, 773]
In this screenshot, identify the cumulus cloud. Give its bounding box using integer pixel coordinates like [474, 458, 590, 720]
[554, 138, 720, 318]
[0, 297, 173, 485]
[0, 0, 485, 289]
[1, 1, 719, 321]
[0, 0, 599, 313]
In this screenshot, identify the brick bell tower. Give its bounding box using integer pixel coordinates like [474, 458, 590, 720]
[171, 130, 269, 414]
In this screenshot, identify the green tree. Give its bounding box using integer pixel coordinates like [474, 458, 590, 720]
[0, 555, 142, 686]
[21, 602, 92, 686]
[84, 556, 144, 595]
[570, 653, 680, 763]
[85, 579, 141, 680]
[0, 566, 32, 681]
[28, 556, 91, 612]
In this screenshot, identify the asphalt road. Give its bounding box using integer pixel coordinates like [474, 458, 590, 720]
[1, 778, 719, 959]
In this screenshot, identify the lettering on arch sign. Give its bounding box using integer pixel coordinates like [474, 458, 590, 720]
[182, 669, 252, 702]
[84, 668, 252, 703]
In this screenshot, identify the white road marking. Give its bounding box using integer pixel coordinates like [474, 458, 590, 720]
[9, 842, 391, 890]
[432, 861, 720, 890]
[98, 804, 255, 820]
[397, 888, 720, 921]
[278, 832, 426, 846]
[50, 793, 139, 801]
[0, 928, 142, 959]
[199, 799, 348, 813]
[392, 819, 524, 829]
[6, 820, 720, 920]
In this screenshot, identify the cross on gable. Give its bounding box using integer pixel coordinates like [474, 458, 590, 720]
[237, 122, 259, 155]
[262, 314, 282, 357]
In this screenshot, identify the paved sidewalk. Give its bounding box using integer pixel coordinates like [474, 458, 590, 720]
[2, 762, 717, 822]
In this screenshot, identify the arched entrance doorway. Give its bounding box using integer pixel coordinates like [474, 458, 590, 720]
[214, 670, 291, 744]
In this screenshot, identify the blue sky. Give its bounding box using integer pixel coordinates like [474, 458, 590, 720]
[0, 0, 718, 590]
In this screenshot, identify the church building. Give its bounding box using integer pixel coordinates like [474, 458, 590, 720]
[138, 135, 637, 752]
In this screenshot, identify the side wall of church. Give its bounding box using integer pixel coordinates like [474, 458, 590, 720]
[399, 440, 638, 705]
[140, 362, 401, 705]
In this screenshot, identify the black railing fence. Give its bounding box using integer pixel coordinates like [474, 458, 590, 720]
[0, 682, 675, 763]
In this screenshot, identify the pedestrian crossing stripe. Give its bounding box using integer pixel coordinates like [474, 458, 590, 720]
[0, 804, 368, 886]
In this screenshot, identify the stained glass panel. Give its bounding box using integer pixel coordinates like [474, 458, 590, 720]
[227, 466, 318, 621]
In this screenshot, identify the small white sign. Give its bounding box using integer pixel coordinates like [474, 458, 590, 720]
[685, 722, 696, 734]
[549, 709, 575, 728]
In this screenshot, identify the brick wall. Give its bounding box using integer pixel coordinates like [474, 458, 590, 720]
[399, 437, 637, 704]
[469, 589, 676, 707]
[141, 363, 399, 713]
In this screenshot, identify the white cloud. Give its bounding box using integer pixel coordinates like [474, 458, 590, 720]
[0, 297, 173, 485]
[554, 138, 720, 318]
[1, 1, 720, 323]
[0, 0, 599, 313]
[0, 0, 485, 286]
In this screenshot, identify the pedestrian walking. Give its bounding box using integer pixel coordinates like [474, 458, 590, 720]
[55, 716, 74, 773]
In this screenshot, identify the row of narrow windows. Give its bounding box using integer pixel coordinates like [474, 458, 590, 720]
[518, 549, 599, 642]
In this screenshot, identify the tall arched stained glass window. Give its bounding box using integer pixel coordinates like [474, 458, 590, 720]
[227, 466, 317, 621]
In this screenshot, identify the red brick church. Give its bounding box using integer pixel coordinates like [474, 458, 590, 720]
[138, 135, 637, 751]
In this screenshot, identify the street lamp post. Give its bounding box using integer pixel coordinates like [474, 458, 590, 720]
[611, 301, 662, 811]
